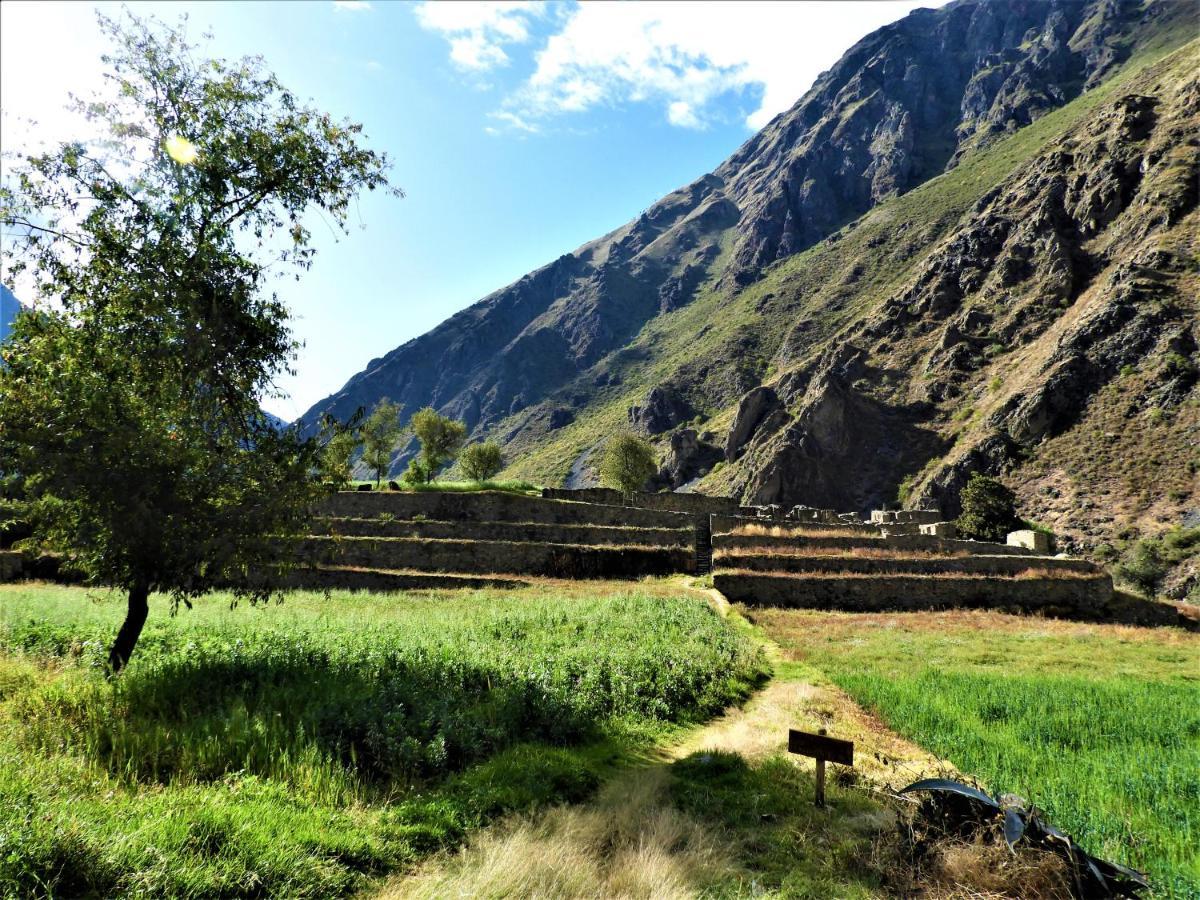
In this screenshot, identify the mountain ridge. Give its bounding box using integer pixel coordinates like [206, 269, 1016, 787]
[297, 0, 1197, 594]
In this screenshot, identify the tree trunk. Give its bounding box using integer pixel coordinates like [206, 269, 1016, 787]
[107, 581, 150, 676]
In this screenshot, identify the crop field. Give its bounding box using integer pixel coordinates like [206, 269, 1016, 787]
[0, 581, 766, 898]
[755, 608, 1200, 898]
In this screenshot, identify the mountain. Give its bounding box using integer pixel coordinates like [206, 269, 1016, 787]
[1, 285, 22, 344]
[300, 0, 1198, 593]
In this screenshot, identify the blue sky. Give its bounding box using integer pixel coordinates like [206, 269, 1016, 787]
[1, 0, 943, 419]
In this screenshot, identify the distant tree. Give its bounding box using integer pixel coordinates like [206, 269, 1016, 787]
[955, 474, 1020, 542]
[460, 441, 503, 482]
[0, 13, 395, 673]
[599, 432, 657, 500]
[409, 407, 467, 482]
[319, 415, 362, 489]
[361, 399, 404, 488]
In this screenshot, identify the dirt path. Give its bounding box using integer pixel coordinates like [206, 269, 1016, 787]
[374, 589, 949, 899]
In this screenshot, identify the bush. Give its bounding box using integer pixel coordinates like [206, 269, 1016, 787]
[402, 458, 433, 485]
[955, 474, 1020, 542]
[598, 432, 658, 499]
[460, 442, 503, 482]
[1115, 539, 1168, 598]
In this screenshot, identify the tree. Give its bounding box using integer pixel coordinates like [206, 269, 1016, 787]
[318, 415, 362, 489]
[409, 407, 467, 482]
[460, 441, 503, 482]
[361, 399, 404, 488]
[598, 432, 657, 500]
[0, 13, 396, 673]
[955, 474, 1020, 542]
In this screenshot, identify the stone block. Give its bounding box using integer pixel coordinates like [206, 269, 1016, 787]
[1007, 529, 1051, 554]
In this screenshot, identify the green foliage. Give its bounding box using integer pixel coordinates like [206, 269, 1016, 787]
[0, 583, 766, 897]
[401, 457, 433, 486]
[1114, 526, 1200, 599]
[770, 613, 1200, 894]
[669, 751, 884, 897]
[598, 432, 658, 498]
[955, 473, 1020, 541]
[459, 441, 504, 483]
[318, 417, 361, 489]
[361, 399, 404, 487]
[0, 12, 394, 669]
[409, 407, 468, 480]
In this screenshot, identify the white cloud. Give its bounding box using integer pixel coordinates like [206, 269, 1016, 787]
[422, 1, 946, 132]
[333, 1, 372, 11]
[413, 1, 544, 71]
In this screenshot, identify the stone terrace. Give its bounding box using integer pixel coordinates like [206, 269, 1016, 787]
[710, 517, 1113, 617]
[279, 490, 698, 589]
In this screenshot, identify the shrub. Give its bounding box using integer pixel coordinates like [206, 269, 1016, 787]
[598, 432, 658, 499]
[1114, 538, 1167, 598]
[460, 442, 504, 482]
[956, 474, 1020, 542]
[402, 458, 433, 486]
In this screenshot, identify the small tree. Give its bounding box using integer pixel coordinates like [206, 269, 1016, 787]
[460, 441, 503, 482]
[956, 474, 1020, 542]
[0, 13, 395, 673]
[318, 415, 361, 489]
[361, 399, 404, 488]
[409, 407, 467, 482]
[599, 432, 657, 500]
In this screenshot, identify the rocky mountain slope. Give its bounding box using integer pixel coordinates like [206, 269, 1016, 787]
[299, 0, 1198, 595]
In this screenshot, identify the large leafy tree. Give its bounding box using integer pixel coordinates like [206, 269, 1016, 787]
[0, 13, 396, 672]
[599, 432, 657, 500]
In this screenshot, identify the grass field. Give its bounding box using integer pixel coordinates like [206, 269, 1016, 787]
[0, 581, 765, 898]
[755, 608, 1200, 898]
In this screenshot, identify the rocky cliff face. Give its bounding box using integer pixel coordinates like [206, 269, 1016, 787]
[299, 0, 1164, 445]
[298, 0, 1197, 592]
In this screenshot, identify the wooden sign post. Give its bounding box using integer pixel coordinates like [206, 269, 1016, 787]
[788, 727, 854, 808]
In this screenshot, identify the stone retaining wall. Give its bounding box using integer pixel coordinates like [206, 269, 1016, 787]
[313, 517, 693, 547]
[715, 572, 1113, 615]
[711, 532, 1046, 557]
[713, 553, 1100, 577]
[709, 515, 878, 537]
[297, 536, 693, 578]
[541, 488, 748, 517]
[263, 566, 528, 592]
[319, 491, 693, 529]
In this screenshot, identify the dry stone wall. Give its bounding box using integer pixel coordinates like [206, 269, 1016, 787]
[715, 572, 1113, 616]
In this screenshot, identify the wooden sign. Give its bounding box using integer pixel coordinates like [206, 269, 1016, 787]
[788, 728, 854, 807]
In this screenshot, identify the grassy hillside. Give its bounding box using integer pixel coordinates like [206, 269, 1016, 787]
[0, 582, 765, 897]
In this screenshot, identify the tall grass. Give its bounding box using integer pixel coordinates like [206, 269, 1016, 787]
[760, 610, 1200, 898]
[0, 583, 766, 898]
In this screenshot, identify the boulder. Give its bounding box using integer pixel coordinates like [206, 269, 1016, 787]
[725, 386, 780, 460]
[628, 385, 692, 435]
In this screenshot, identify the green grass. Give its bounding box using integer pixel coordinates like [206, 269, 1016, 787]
[760, 610, 1200, 898]
[669, 750, 887, 898]
[0, 582, 766, 898]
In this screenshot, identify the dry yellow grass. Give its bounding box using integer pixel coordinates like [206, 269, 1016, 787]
[388, 768, 736, 900]
[729, 523, 868, 538]
[714, 546, 969, 559]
